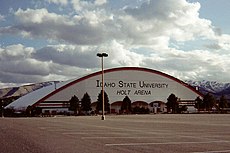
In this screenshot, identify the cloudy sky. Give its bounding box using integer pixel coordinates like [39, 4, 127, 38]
[0, 0, 230, 88]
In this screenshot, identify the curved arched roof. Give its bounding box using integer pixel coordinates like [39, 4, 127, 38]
[6, 67, 203, 110]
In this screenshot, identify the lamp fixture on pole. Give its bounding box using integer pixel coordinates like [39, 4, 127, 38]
[96, 52, 108, 120]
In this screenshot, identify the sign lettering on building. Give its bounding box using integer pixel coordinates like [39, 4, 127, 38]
[96, 80, 169, 96]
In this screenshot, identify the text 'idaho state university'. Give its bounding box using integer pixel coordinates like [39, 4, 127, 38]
[96, 80, 168, 89]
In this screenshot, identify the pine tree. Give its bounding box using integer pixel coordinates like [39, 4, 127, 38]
[96, 90, 110, 113]
[203, 93, 215, 112]
[195, 96, 203, 112]
[166, 93, 178, 113]
[69, 95, 80, 115]
[219, 95, 228, 110]
[81, 92, 92, 114]
[121, 96, 132, 113]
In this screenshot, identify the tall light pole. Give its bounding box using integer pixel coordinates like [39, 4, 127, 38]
[1, 100, 4, 118]
[97, 52, 108, 120]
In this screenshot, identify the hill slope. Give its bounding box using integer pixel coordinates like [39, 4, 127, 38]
[0, 81, 58, 99]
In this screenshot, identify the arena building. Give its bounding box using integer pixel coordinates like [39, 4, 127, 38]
[5, 67, 203, 114]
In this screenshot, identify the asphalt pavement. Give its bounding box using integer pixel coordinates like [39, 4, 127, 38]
[0, 114, 230, 153]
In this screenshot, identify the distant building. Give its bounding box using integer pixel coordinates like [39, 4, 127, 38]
[6, 67, 203, 114]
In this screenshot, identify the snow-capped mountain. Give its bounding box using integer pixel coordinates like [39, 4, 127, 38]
[185, 80, 230, 99]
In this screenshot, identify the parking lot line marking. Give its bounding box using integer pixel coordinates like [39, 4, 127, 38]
[105, 140, 229, 146]
[82, 136, 166, 139]
[63, 132, 129, 135]
[192, 150, 230, 153]
[62, 132, 88, 135]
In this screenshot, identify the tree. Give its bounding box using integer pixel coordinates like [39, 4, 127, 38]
[166, 93, 178, 113]
[195, 96, 203, 112]
[203, 93, 216, 112]
[26, 105, 33, 117]
[121, 96, 132, 114]
[69, 95, 80, 115]
[96, 90, 110, 113]
[219, 95, 228, 111]
[81, 92, 92, 114]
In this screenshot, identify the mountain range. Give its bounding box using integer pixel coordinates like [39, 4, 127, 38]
[185, 80, 230, 99]
[0, 81, 58, 99]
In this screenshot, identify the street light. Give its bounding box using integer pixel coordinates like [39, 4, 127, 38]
[97, 52, 108, 120]
[1, 100, 4, 118]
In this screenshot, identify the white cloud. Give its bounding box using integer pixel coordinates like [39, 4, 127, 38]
[1, 0, 230, 87]
[70, 0, 106, 12]
[11, 8, 111, 45]
[95, 0, 107, 6]
[0, 44, 97, 85]
[0, 44, 34, 59]
[143, 48, 230, 82]
[0, 44, 49, 84]
[71, 0, 94, 11]
[33, 44, 98, 68]
[47, 0, 68, 6]
[0, 44, 47, 75]
[102, 40, 144, 67]
[0, 14, 5, 21]
[216, 34, 230, 50]
[123, 0, 216, 43]
[3, 0, 218, 48]
[15, 8, 73, 25]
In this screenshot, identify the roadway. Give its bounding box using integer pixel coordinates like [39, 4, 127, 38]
[0, 114, 230, 153]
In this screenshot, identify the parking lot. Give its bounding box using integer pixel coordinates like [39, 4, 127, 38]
[0, 114, 230, 153]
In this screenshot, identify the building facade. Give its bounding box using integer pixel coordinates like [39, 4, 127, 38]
[6, 67, 203, 114]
